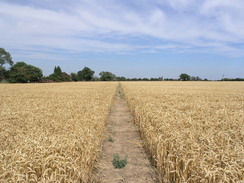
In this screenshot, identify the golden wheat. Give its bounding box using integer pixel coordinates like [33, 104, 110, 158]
[122, 81, 244, 183]
[0, 82, 117, 183]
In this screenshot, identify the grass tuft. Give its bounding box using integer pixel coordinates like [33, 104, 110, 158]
[112, 153, 128, 169]
[108, 135, 114, 142]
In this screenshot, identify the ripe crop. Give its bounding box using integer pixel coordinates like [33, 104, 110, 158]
[122, 81, 244, 183]
[0, 82, 117, 182]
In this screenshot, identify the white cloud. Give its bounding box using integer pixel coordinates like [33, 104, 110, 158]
[0, 0, 244, 57]
[201, 1, 244, 36]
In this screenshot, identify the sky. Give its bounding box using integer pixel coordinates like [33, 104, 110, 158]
[0, 0, 244, 80]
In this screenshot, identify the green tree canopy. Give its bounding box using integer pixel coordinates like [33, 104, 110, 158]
[61, 72, 71, 81]
[191, 76, 202, 81]
[0, 48, 13, 67]
[9, 62, 43, 83]
[179, 73, 190, 81]
[54, 66, 62, 76]
[47, 73, 61, 82]
[0, 48, 14, 81]
[99, 71, 116, 81]
[70, 72, 79, 82]
[116, 76, 126, 81]
[77, 67, 95, 81]
[47, 66, 64, 82]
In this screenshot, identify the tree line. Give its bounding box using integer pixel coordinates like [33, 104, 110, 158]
[0, 48, 121, 83]
[1, 48, 243, 83]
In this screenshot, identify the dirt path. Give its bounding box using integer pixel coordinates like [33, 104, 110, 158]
[92, 85, 158, 183]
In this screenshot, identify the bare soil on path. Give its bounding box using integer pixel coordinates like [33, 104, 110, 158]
[92, 85, 158, 183]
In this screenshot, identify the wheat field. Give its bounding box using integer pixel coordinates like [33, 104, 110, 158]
[122, 81, 244, 183]
[0, 82, 117, 183]
[1, 81, 243, 183]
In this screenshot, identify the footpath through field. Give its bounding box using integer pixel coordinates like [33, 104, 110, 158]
[92, 84, 158, 183]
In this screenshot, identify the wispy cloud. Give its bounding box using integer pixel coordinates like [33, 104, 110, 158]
[0, 0, 244, 58]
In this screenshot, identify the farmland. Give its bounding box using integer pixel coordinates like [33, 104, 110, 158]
[122, 81, 244, 183]
[0, 82, 117, 182]
[0, 81, 243, 183]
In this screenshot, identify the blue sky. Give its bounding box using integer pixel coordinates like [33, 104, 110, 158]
[0, 0, 244, 80]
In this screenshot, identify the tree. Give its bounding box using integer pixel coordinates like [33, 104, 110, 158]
[70, 72, 79, 81]
[191, 76, 202, 81]
[47, 66, 63, 82]
[54, 66, 62, 76]
[0, 48, 14, 81]
[47, 73, 61, 82]
[99, 71, 116, 81]
[47, 66, 71, 82]
[8, 62, 43, 83]
[116, 76, 126, 81]
[179, 73, 190, 81]
[77, 67, 95, 81]
[61, 72, 71, 81]
[142, 78, 149, 81]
